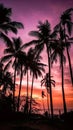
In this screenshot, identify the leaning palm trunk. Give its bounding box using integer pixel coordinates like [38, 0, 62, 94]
[66, 47, 73, 85]
[30, 73, 34, 114]
[61, 46, 67, 114]
[17, 66, 23, 112]
[59, 25, 67, 114]
[64, 26, 73, 85]
[47, 47, 53, 118]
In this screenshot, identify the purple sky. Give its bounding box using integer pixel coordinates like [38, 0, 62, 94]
[0, 0, 73, 42]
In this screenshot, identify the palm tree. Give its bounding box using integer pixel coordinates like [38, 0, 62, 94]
[41, 74, 50, 114]
[23, 48, 33, 114]
[29, 53, 46, 114]
[16, 51, 27, 112]
[1, 37, 24, 111]
[51, 34, 67, 114]
[22, 20, 56, 118]
[61, 8, 73, 85]
[0, 60, 14, 95]
[23, 48, 45, 114]
[41, 91, 46, 113]
[55, 8, 73, 85]
[2, 72, 13, 95]
[0, 4, 24, 48]
[41, 73, 55, 116]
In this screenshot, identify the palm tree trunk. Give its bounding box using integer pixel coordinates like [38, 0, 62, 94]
[17, 65, 23, 112]
[30, 73, 34, 114]
[47, 90, 49, 114]
[66, 47, 73, 85]
[26, 69, 29, 114]
[61, 49, 67, 114]
[64, 26, 73, 85]
[47, 47, 53, 119]
[59, 25, 67, 114]
[13, 59, 17, 112]
[42, 97, 45, 113]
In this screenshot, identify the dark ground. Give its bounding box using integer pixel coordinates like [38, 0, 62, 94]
[0, 111, 73, 130]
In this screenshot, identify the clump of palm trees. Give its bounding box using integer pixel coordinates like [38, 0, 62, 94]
[0, 3, 73, 118]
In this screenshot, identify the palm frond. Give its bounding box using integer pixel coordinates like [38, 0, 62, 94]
[9, 21, 24, 29]
[64, 8, 73, 15]
[29, 31, 41, 38]
[4, 47, 15, 54]
[21, 40, 40, 49]
[54, 23, 60, 32]
[66, 21, 73, 35]
[4, 23, 18, 34]
[1, 54, 13, 62]
[4, 60, 12, 72]
[0, 32, 12, 47]
[12, 37, 23, 50]
[0, 4, 12, 23]
[68, 37, 73, 40]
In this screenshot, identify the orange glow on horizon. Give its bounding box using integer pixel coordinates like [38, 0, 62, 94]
[15, 83, 73, 111]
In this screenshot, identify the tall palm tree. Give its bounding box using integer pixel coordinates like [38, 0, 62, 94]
[29, 54, 46, 114]
[23, 48, 45, 114]
[16, 51, 27, 112]
[51, 34, 67, 114]
[54, 8, 73, 85]
[23, 48, 33, 114]
[22, 20, 56, 118]
[61, 8, 73, 85]
[0, 4, 24, 48]
[1, 37, 24, 111]
[41, 73, 55, 116]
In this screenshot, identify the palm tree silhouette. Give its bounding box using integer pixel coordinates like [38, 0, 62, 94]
[23, 48, 33, 114]
[0, 60, 13, 95]
[29, 50, 46, 114]
[1, 37, 24, 111]
[16, 51, 27, 112]
[53, 9, 73, 113]
[23, 48, 45, 114]
[22, 20, 56, 118]
[54, 8, 73, 85]
[41, 73, 55, 116]
[41, 74, 50, 114]
[0, 4, 24, 47]
[61, 8, 73, 85]
[41, 91, 46, 113]
[51, 32, 67, 114]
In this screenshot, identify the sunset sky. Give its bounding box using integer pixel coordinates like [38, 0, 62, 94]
[0, 0, 73, 113]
